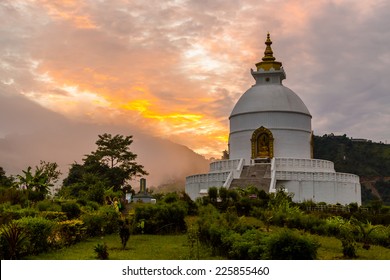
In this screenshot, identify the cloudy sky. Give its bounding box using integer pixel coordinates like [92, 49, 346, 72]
[1, 0, 390, 162]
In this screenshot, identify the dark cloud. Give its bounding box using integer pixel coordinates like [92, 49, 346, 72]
[0, 0, 389, 179]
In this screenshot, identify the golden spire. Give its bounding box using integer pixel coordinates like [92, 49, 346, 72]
[255, 33, 282, 71]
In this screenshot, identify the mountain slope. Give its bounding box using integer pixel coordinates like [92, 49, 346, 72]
[0, 87, 209, 188]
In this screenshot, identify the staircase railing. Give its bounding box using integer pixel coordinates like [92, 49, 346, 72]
[234, 158, 245, 178]
[269, 157, 277, 193]
[223, 171, 234, 189]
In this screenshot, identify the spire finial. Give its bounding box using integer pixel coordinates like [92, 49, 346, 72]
[255, 33, 282, 71]
[262, 33, 275, 62]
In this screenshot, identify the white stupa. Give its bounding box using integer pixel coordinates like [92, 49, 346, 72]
[185, 33, 361, 205]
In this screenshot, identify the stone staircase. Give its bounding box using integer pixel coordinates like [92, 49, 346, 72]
[229, 163, 271, 193]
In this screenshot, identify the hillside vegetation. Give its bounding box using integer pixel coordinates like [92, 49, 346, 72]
[313, 134, 390, 205]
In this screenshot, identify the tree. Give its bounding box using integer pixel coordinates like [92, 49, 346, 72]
[0, 167, 14, 187]
[208, 187, 218, 203]
[15, 161, 61, 201]
[86, 133, 148, 191]
[61, 134, 148, 200]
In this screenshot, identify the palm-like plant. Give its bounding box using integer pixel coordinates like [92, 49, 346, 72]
[15, 161, 61, 200]
[1, 221, 28, 259]
[351, 218, 379, 250]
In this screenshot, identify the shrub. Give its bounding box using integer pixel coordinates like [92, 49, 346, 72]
[223, 229, 267, 259]
[81, 206, 120, 236]
[133, 202, 187, 234]
[340, 237, 357, 258]
[82, 212, 105, 237]
[0, 206, 39, 225]
[86, 200, 100, 211]
[17, 216, 55, 255]
[54, 219, 86, 247]
[264, 229, 320, 260]
[61, 201, 81, 219]
[94, 243, 109, 260]
[36, 200, 61, 212]
[118, 219, 131, 249]
[0, 187, 28, 206]
[98, 206, 120, 234]
[0, 221, 28, 259]
[38, 211, 68, 221]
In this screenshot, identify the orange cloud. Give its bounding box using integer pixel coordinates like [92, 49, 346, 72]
[39, 0, 97, 29]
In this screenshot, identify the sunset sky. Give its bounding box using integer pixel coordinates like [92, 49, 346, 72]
[1, 0, 390, 160]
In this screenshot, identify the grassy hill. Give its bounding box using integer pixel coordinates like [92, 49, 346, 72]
[313, 134, 390, 205]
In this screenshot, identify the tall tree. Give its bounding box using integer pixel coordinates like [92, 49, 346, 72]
[62, 133, 148, 198]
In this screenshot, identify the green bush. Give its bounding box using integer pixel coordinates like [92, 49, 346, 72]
[223, 229, 267, 259]
[86, 200, 100, 211]
[82, 212, 106, 237]
[17, 216, 55, 255]
[94, 243, 109, 260]
[264, 229, 320, 260]
[133, 202, 187, 234]
[118, 218, 131, 249]
[38, 211, 68, 221]
[98, 206, 120, 234]
[54, 219, 86, 247]
[61, 201, 81, 219]
[36, 200, 61, 212]
[0, 221, 28, 259]
[0, 205, 38, 225]
[81, 206, 120, 236]
[0, 187, 28, 206]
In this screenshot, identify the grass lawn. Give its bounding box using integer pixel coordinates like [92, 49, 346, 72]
[316, 234, 390, 260]
[26, 234, 222, 260]
[26, 228, 390, 260]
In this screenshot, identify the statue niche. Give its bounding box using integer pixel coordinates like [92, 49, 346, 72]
[251, 126, 274, 159]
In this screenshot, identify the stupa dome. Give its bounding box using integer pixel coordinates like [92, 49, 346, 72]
[228, 33, 312, 161]
[230, 84, 311, 118]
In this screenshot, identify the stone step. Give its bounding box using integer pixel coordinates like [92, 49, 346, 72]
[240, 164, 271, 179]
[229, 163, 271, 192]
[229, 178, 271, 193]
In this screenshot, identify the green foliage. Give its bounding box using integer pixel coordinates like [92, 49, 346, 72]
[133, 201, 187, 234]
[81, 205, 120, 237]
[61, 201, 81, 219]
[61, 134, 148, 201]
[94, 243, 109, 260]
[54, 219, 86, 247]
[15, 161, 61, 201]
[0, 186, 27, 206]
[162, 192, 180, 203]
[36, 200, 61, 212]
[207, 187, 218, 202]
[196, 204, 266, 259]
[0, 204, 39, 225]
[0, 221, 28, 259]
[264, 229, 320, 260]
[0, 167, 14, 188]
[60, 173, 107, 204]
[82, 212, 106, 237]
[223, 229, 267, 259]
[313, 135, 390, 204]
[38, 211, 68, 221]
[17, 216, 55, 255]
[325, 216, 358, 258]
[375, 179, 390, 205]
[187, 224, 200, 259]
[118, 218, 131, 249]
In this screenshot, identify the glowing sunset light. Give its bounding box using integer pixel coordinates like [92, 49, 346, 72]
[1, 0, 389, 162]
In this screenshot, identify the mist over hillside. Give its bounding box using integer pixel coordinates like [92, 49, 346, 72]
[0, 88, 210, 189]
